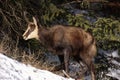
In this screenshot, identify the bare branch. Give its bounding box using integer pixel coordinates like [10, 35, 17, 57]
[62, 70, 71, 78]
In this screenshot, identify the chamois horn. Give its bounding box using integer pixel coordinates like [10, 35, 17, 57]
[23, 11, 29, 23]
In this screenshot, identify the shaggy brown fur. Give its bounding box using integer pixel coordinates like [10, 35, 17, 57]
[23, 17, 97, 80]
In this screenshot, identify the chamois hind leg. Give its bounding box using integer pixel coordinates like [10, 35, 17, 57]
[79, 52, 95, 80]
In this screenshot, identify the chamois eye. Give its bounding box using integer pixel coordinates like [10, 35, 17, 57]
[30, 24, 35, 28]
[29, 24, 35, 32]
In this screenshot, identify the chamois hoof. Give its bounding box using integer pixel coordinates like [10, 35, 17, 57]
[52, 64, 64, 71]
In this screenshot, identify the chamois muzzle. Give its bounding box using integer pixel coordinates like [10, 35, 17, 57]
[22, 32, 28, 40]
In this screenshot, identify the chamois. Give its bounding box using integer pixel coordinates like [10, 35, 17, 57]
[23, 17, 97, 80]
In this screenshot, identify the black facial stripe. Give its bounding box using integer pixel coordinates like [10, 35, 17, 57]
[24, 29, 31, 38]
[24, 24, 36, 37]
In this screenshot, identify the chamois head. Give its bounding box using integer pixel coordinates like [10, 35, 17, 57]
[23, 17, 39, 40]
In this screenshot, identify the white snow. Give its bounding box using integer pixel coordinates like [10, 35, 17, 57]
[0, 53, 74, 80]
[106, 68, 120, 80]
[98, 49, 120, 79]
[111, 60, 120, 66]
[111, 50, 119, 58]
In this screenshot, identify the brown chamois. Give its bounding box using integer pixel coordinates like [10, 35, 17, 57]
[23, 17, 97, 80]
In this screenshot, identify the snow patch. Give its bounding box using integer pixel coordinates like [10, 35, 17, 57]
[0, 53, 74, 80]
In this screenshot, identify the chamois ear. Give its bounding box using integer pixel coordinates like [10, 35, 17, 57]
[33, 17, 37, 26]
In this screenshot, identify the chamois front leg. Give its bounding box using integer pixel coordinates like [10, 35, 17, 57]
[58, 55, 64, 68]
[53, 55, 64, 71]
[63, 47, 70, 73]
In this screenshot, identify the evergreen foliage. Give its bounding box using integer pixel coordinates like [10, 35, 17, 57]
[0, 0, 120, 51]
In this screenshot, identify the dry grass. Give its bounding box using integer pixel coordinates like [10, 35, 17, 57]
[0, 32, 54, 71]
